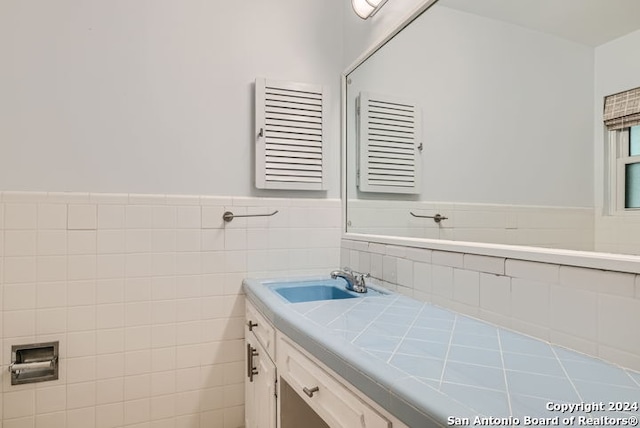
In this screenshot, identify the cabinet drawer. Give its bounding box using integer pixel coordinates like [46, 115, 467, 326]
[246, 301, 276, 358]
[277, 334, 390, 428]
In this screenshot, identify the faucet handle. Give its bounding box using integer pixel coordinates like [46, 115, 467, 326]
[354, 272, 370, 288]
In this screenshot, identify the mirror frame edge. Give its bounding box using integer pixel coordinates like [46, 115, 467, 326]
[340, 0, 640, 275]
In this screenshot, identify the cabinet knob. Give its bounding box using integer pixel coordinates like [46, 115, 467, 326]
[303, 386, 319, 398]
[247, 320, 258, 331]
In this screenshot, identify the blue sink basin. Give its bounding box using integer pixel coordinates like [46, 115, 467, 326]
[268, 279, 384, 303]
[273, 284, 357, 303]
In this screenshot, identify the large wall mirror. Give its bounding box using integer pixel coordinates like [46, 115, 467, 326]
[345, 0, 640, 257]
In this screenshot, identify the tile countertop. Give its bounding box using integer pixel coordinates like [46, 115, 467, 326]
[243, 277, 640, 428]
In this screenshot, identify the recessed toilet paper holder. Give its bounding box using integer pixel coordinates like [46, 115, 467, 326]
[9, 341, 59, 385]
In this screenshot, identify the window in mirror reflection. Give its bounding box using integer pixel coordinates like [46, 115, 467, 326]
[624, 125, 640, 208]
[631, 125, 640, 156]
[625, 163, 640, 208]
[610, 125, 640, 211]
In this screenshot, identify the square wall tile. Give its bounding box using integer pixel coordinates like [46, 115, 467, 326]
[36, 308, 67, 335]
[550, 285, 597, 341]
[37, 256, 67, 282]
[35, 412, 66, 428]
[126, 206, 153, 229]
[97, 329, 125, 355]
[98, 205, 125, 229]
[4, 256, 36, 283]
[4, 283, 36, 310]
[37, 204, 67, 229]
[5, 204, 37, 229]
[97, 254, 125, 280]
[3, 389, 35, 419]
[37, 230, 67, 255]
[479, 273, 511, 316]
[224, 229, 247, 251]
[67, 381, 97, 409]
[505, 260, 559, 283]
[126, 229, 152, 253]
[68, 306, 96, 332]
[152, 205, 177, 229]
[66, 356, 96, 383]
[68, 331, 97, 357]
[68, 204, 97, 230]
[96, 353, 125, 379]
[511, 278, 550, 328]
[396, 258, 413, 288]
[177, 206, 201, 229]
[453, 269, 480, 306]
[68, 230, 97, 254]
[177, 230, 201, 252]
[4, 310, 36, 337]
[432, 251, 464, 268]
[68, 255, 96, 280]
[124, 398, 150, 425]
[432, 265, 454, 299]
[97, 377, 124, 405]
[202, 206, 225, 229]
[382, 256, 397, 283]
[36, 282, 67, 309]
[598, 294, 640, 356]
[66, 407, 95, 428]
[464, 254, 505, 275]
[5, 230, 37, 256]
[67, 280, 96, 306]
[96, 403, 123, 428]
[413, 262, 432, 294]
[150, 394, 176, 420]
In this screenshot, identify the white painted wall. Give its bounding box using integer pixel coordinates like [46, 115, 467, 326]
[0, 0, 343, 198]
[346, 4, 594, 208]
[594, 28, 640, 254]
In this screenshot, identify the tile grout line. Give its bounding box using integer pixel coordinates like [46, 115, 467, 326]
[550, 346, 584, 402]
[626, 370, 640, 388]
[496, 330, 513, 417]
[438, 314, 458, 389]
[385, 303, 427, 364]
[349, 295, 402, 345]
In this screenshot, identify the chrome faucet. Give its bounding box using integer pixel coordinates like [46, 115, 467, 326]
[330, 268, 369, 293]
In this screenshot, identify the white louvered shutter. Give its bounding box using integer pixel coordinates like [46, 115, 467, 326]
[255, 78, 328, 190]
[357, 92, 422, 194]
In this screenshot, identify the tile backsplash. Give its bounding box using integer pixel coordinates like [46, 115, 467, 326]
[342, 239, 640, 372]
[0, 191, 341, 428]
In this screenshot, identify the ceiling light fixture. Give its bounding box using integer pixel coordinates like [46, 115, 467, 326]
[352, 0, 389, 19]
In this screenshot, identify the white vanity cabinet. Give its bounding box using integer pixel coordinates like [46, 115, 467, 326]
[245, 300, 408, 428]
[277, 333, 391, 428]
[245, 302, 277, 428]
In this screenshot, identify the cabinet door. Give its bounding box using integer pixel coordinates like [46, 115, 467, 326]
[245, 332, 277, 428]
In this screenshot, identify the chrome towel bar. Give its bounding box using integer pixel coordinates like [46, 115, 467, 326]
[223, 210, 278, 222]
[410, 211, 448, 223]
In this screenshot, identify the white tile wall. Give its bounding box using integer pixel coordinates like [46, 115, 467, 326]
[342, 238, 640, 371]
[0, 192, 341, 428]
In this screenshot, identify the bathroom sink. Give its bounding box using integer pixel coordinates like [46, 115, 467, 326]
[273, 284, 357, 303]
[267, 279, 384, 303]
